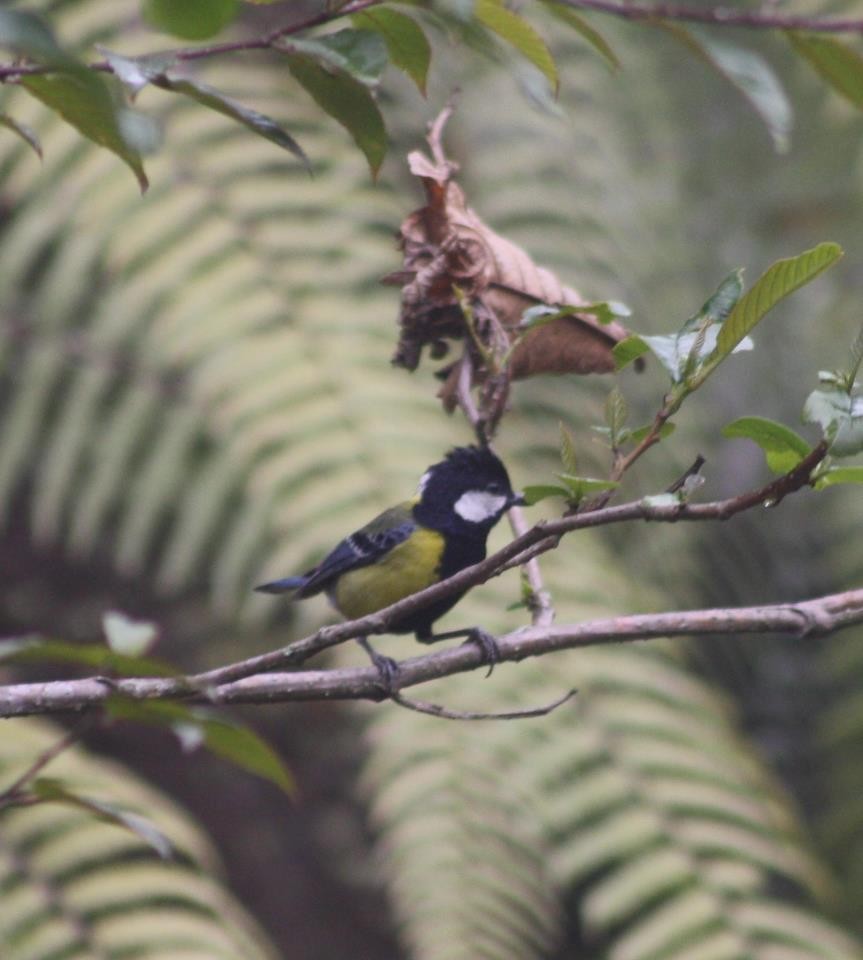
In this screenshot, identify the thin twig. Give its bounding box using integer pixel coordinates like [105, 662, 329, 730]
[0, 715, 95, 806]
[666, 454, 706, 493]
[0, 0, 383, 82]
[390, 688, 577, 721]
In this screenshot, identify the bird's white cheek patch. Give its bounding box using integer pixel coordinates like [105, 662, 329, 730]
[454, 490, 508, 523]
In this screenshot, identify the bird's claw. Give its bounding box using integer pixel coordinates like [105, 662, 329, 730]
[463, 628, 501, 677]
[357, 636, 400, 697]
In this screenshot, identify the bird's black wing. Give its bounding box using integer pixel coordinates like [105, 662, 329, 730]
[296, 503, 417, 597]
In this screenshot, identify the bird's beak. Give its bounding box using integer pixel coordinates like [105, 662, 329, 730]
[509, 491, 526, 507]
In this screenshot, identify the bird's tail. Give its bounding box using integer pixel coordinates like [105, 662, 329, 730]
[254, 576, 308, 595]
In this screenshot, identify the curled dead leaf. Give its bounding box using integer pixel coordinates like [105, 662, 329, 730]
[387, 134, 638, 417]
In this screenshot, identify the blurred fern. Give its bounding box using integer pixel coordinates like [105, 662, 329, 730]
[1, 2, 863, 959]
[0, 717, 277, 960]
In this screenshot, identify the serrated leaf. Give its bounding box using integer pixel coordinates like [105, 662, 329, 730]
[814, 466, 863, 489]
[559, 422, 579, 475]
[158, 75, 310, 170]
[613, 336, 650, 371]
[292, 29, 388, 85]
[474, 0, 558, 94]
[787, 32, 863, 111]
[714, 243, 843, 362]
[22, 70, 148, 191]
[522, 484, 571, 504]
[353, 9, 431, 94]
[803, 388, 863, 457]
[142, 0, 238, 41]
[287, 53, 386, 177]
[0, 113, 42, 158]
[102, 610, 159, 657]
[538, 1, 619, 71]
[31, 778, 174, 859]
[722, 416, 812, 474]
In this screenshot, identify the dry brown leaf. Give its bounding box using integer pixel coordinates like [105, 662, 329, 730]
[387, 138, 636, 414]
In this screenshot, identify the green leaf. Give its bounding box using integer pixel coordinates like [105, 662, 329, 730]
[0, 635, 41, 661]
[847, 321, 863, 389]
[721, 416, 812, 474]
[143, 0, 239, 41]
[287, 53, 387, 177]
[579, 300, 631, 324]
[613, 336, 650, 371]
[102, 610, 159, 657]
[107, 698, 296, 796]
[97, 47, 179, 96]
[522, 484, 571, 505]
[629, 421, 676, 444]
[803, 388, 863, 457]
[714, 243, 843, 362]
[0, 113, 42, 158]
[640, 328, 752, 383]
[353, 9, 431, 94]
[0, 11, 149, 190]
[292, 29, 389, 86]
[538, 1, 620, 71]
[195, 716, 296, 796]
[682, 269, 744, 333]
[1, 637, 177, 677]
[0, 8, 62, 60]
[557, 474, 619, 499]
[814, 466, 863, 489]
[22, 70, 148, 191]
[787, 32, 863, 111]
[31, 778, 174, 859]
[559, 422, 579, 475]
[157, 75, 310, 170]
[605, 386, 628, 444]
[658, 24, 792, 152]
[474, 0, 558, 94]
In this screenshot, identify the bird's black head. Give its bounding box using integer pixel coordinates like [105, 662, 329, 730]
[414, 446, 523, 534]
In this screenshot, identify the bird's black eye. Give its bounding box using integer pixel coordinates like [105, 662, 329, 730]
[486, 481, 503, 494]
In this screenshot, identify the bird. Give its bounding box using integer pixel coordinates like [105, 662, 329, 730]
[255, 445, 524, 688]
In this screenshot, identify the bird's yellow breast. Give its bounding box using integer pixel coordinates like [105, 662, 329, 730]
[332, 526, 445, 620]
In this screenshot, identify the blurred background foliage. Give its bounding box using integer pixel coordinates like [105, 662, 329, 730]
[1, 1, 863, 958]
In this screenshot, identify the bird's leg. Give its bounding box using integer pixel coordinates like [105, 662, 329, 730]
[356, 636, 400, 696]
[417, 627, 500, 677]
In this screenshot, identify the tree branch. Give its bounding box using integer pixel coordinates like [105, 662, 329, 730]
[3, 0, 861, 86]
[1, 587, 861, 718]
[0, 0, 382, 82]
[555, 0, 863, 34]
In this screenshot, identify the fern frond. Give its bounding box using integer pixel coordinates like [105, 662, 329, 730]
[0, 718, 276, 960]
